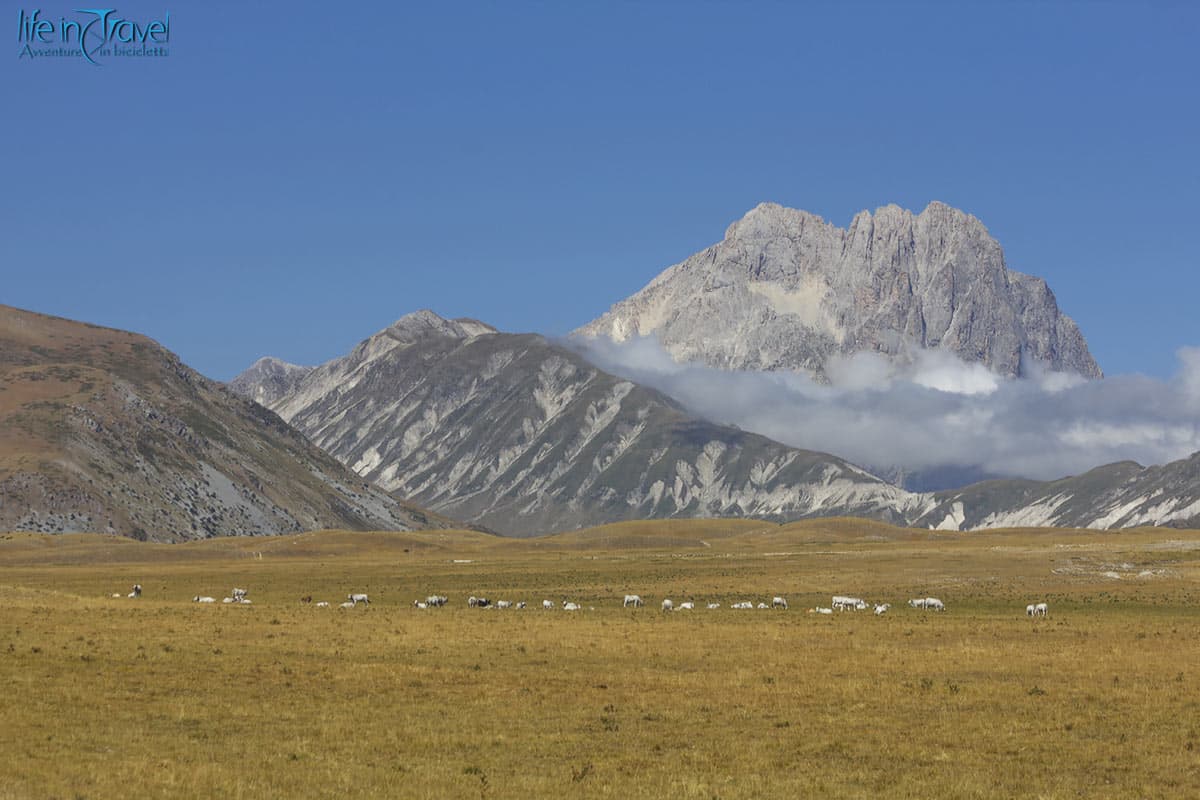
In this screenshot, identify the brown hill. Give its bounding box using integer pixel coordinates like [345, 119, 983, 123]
[0, 305, 456, 541]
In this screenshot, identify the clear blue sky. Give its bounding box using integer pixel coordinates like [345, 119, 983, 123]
[3, 1, 1197, 381]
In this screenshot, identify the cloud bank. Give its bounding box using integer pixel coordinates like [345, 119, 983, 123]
[570, 335, 1200, 487]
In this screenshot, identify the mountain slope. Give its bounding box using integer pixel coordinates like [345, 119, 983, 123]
[0, 305, 455, 541]
[233, 311, 933, 535]
[919, 454, 1200, 531]
[577, 201, 1100, 380]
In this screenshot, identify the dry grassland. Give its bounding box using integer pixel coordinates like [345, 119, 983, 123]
[2, 519, 1199, 799]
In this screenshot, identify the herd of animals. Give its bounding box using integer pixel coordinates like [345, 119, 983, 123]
[110, 585, 1052, 617]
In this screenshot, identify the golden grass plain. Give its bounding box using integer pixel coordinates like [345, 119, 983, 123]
[2, 519, 1199, 799]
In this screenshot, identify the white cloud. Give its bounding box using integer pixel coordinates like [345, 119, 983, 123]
[570, 335, 1200, 485]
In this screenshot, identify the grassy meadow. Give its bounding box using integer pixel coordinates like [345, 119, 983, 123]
[2, 519, 1200, 799]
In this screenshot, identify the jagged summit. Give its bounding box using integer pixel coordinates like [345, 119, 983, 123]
[578, 201, 1101, 380]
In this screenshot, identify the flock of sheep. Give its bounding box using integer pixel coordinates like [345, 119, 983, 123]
[114, 584, 1050, 618]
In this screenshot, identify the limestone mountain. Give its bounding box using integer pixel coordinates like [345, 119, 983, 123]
[232, 310, 933, 535]
[919, 453, 1200, 531]
[576, 201, 1101, 380]
[0, 305, 455, 541]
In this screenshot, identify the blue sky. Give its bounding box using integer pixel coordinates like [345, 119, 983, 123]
[2, 1, 1197, 381]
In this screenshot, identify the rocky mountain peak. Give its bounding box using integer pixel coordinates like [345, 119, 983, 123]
[228, 357, 313, 407]
[382, 309, 498, 343]
[577, 201, 1101, 380]
[721, 203, 844, 251]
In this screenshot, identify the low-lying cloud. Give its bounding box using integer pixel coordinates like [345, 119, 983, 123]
[570, 335, 1200, 487]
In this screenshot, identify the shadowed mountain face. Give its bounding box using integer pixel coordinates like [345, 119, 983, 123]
[0, 305, 455, 541]
[576, 201, 1101, 380]
[232, 311, 932, 535]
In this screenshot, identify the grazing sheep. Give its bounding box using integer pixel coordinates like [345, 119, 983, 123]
[1034, 602, 1048, 617]
[873, 603, 891, 615]
[542, 600, 554, 610]
[1026, 603, 1036, 617]
[348, 593, 370, 606]
[833, 595, 866, 611]
[908, 598, 928, 609]
[496, 600, 512, 609]
[924, 597, 945, 612]
[516, 601, 526, 610]
[623, 594, 644, 608]
[128, 584, 142, 599]
[232, 588, 247, 601]
[772, 596, 788, 610]
[414, 601, 428, 609]
[661, 598, 674, 612]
